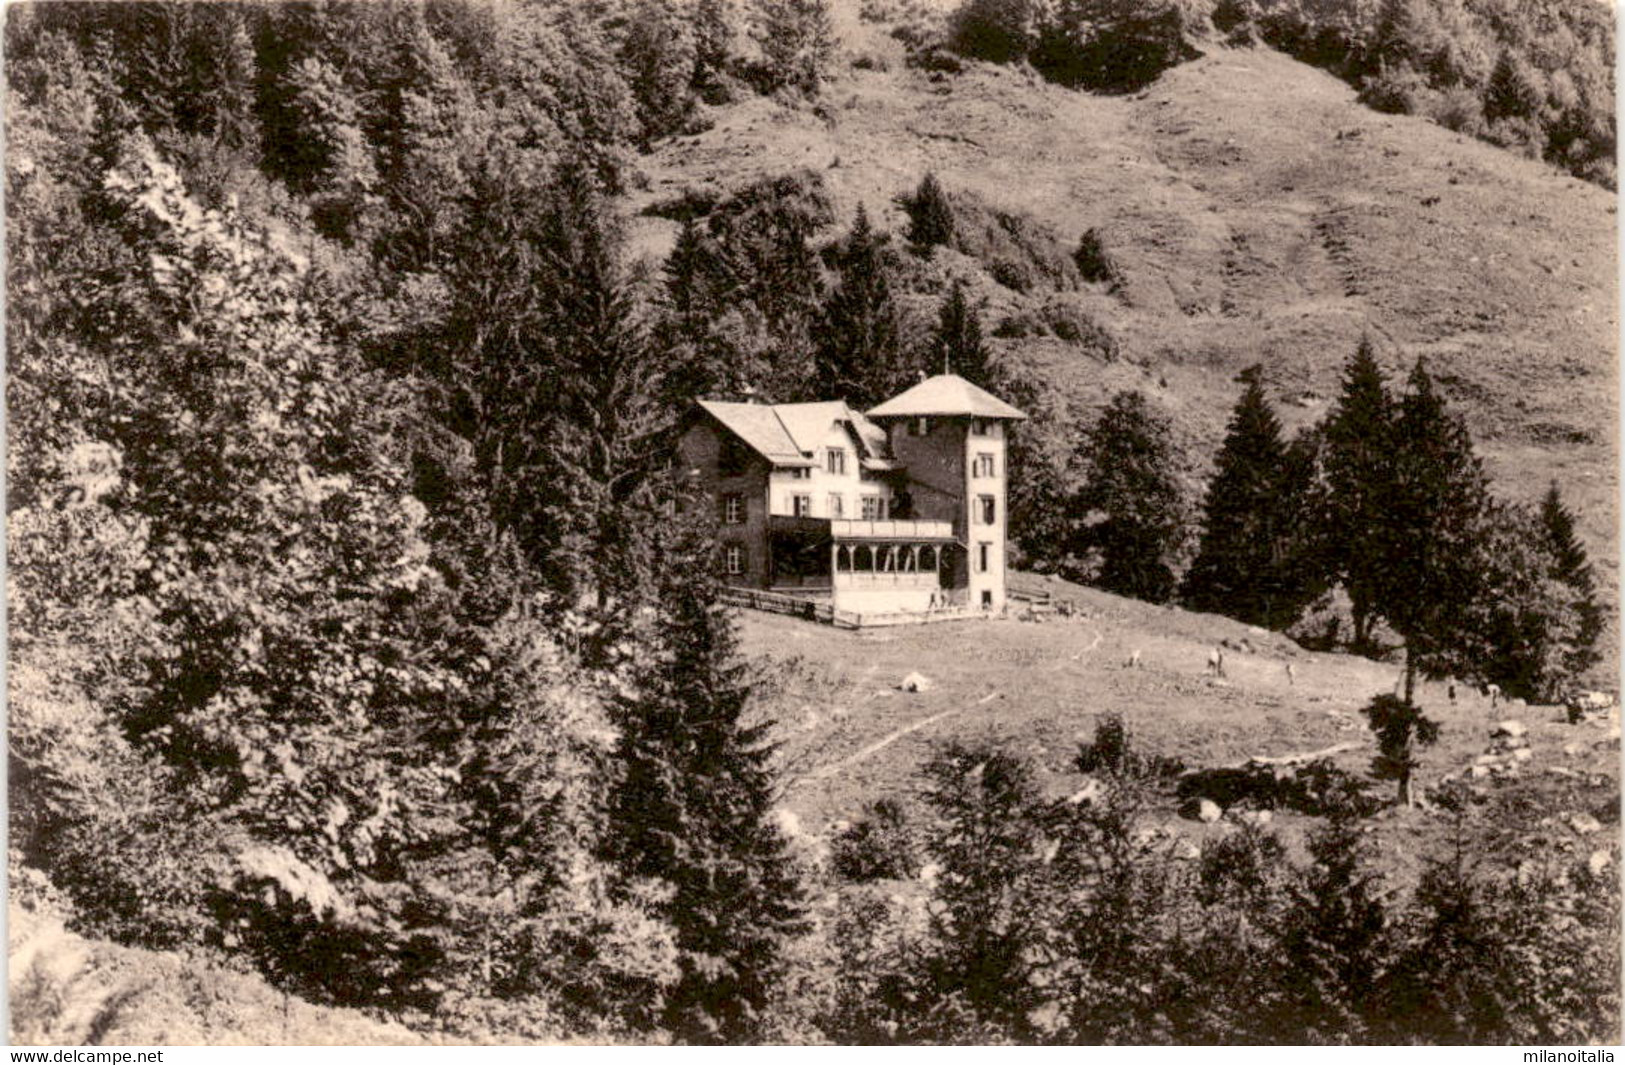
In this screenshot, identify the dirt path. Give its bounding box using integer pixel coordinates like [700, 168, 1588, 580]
[801, 691, 1000, 783]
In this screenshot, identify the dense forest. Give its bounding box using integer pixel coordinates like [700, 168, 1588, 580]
[7, 0, 1616, 1045]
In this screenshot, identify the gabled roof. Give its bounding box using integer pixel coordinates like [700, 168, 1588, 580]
[773, 401, 853, 455]
[698, 398, 897, 467]
[696, 400, 810, 466]
[865, 374, 1028, 421]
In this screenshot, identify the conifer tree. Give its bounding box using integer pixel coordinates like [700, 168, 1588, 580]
[817, 205, 909, 408]
[1376, 358, 1493, 701]
[1538, 481, 1604, 683]
[621, 0, 697, 147]
[1468, 497, 1599, 702]
[916, 743, 1052, 1038]
[1273, 814, 1389, 1040]
[658, 217, 756, 403]
[1072, 391, 1186, 603]
[1361, 693, 1440, 807]
[693, 0, 737, 100]
[906, 172, 956, 251]
[1321, 338, 1397, 652]
[610, 514, 808, 1043]
[931, 281, 991, 383]
[752, 0, 835, 96]
[442, 159, 667, 660]
[1183, 366, 1318, 629]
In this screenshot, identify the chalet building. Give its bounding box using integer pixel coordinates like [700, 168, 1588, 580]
[676, 374, 1027, 617]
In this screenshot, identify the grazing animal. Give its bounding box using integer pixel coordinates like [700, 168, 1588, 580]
[1285, 662, 1296, 687]
[1448, 680, 1457, 705]
[1484, 683, 1502, 708]
[1206, 646, 1225, 678]
[1125, 648, 1142, 669]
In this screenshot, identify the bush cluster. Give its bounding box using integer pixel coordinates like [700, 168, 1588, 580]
[812, 728, 1621, 1045]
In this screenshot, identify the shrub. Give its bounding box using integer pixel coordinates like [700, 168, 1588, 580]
[1426, 84, 1484, 135]
[1075, 712, 1185, 781]
[1029, 0, 1202, 93]
[1072, 226, 1123, 288]
[903, 171, 956, 250]
[945, 189, 1081, 291]
[949, 0, 1041, 63]
[832, 798, 920, 882]
[749, 0, 837, 96]
[990, 310, 1045, 339]
[988, 257, 1032, 292]
[1358, 60, 1429, 115]
[1040, 296, 1119, 358]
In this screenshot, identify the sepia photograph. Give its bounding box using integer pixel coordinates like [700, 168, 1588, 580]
[5, 0, 1619, 1048]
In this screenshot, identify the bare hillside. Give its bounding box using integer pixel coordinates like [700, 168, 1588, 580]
[630, 15, 1618, 576]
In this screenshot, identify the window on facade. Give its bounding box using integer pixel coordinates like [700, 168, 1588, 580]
[909, 417, 931, 437]
[719, 436, 750, 476]
[723, 494, 744, 524]
[974, 452, 996, 477]
[979, 494, 996, 525]
[725, 543, 744, 575]
[828, 493, 844, 518]
[971, 419, 998, 437]
[977, 542, 991, 573]
[792, 494, 812, 517]
[861, 496, 884, 521]
[826, 448, 846, 475]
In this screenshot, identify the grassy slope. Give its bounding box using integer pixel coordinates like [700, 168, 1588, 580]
[747, 573, 1620, 888]
[7, 897, 439, 1046]
[630, 2, 1618, 584]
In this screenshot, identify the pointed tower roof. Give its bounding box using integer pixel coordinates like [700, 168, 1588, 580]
[865, 374, 1027, 420]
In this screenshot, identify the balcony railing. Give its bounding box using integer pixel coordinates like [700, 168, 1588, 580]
[828, 518, 955, 541]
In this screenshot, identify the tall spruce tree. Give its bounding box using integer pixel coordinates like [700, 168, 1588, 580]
[1272, 814, 1389, 1039]
[931, 281, 991, 383]
[1072, 391, 1186, 603]
[1321, 338, 1397, 651]
[1183, 366, 1318, 629]
[441, 158, 668, 660]
[611, 513, 808, 1043]
[1375, 358, 1493, 702]
[817, 204, 908, 408]
[1538, 481, 1605, 684]
[1468, 496, 1601, 702]
[657, 216, 755, 403]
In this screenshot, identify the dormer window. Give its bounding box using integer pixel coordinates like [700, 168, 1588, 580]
[826, 448, 847, 475]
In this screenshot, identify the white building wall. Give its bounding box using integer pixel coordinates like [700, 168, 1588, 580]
[766, 422, 892, 518]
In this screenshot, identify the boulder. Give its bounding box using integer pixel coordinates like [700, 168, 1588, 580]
[1589, 850, 1613, 877]
[1492, 719, 1528, 740]
[1234, 809, 1273, 828]
[898, 671, 934, 692]
[1183, 797, 1223, 823]
[1468, 764, 1491, 779]
[1171, 838, 1202, 861]
[1511, 747, 1534, 763]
